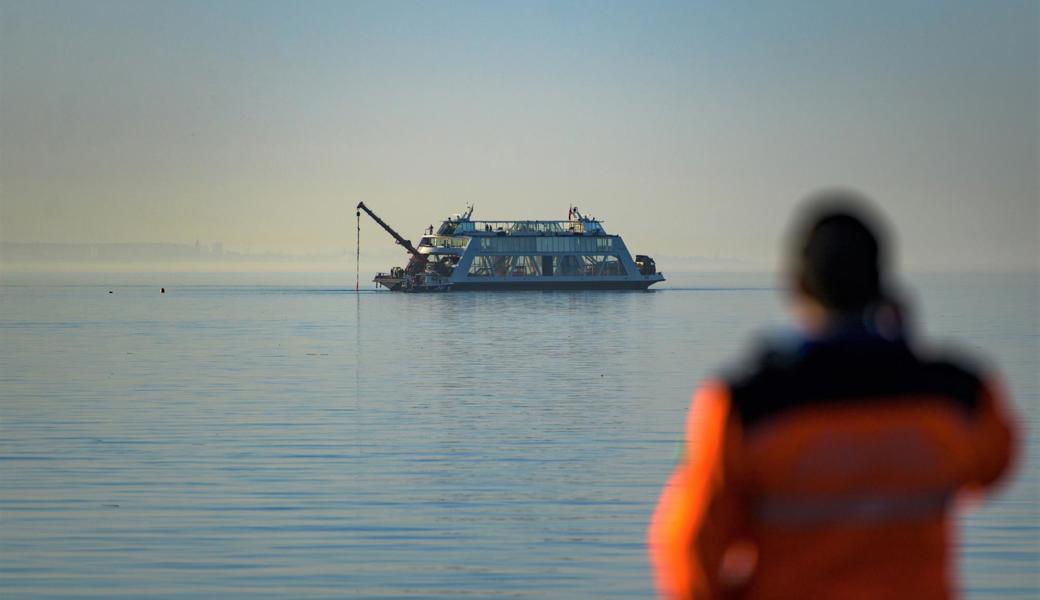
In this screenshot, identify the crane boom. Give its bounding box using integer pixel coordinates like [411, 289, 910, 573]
[356, 202, 422, 258]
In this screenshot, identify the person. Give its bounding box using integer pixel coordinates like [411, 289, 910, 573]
[648, 191, 1017, 599]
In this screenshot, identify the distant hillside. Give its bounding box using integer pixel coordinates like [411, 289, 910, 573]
[0, 242, 343, 264]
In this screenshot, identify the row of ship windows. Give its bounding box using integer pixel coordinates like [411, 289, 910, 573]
[467, 254, 627, 277]
[420, 236, 468, 248]
[477, 237, 616, 253]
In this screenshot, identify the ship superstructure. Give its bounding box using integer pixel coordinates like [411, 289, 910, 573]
[357, 203, 664, 292]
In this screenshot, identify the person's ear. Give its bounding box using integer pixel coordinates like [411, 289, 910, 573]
[787, 268, 808, 302]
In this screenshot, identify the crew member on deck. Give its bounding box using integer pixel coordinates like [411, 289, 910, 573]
[648, 191, 1017, 599]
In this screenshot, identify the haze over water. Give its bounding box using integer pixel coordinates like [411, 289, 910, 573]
[1, 272, 1035, 598]
[2, 1, 1036, 273]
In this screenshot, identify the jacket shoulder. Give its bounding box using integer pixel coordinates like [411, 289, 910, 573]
[724, 337, 985, 430]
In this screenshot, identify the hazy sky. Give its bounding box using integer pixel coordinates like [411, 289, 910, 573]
[1, 0, 1037, 271]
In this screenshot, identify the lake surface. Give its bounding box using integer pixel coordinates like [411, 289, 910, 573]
[1, 272, 1036, 598]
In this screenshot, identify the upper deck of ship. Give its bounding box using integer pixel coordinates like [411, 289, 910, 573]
[438, 218, 606, 237]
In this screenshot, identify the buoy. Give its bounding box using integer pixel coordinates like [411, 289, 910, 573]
[161, 287, 165, 294]
[108, 290, 113, 294]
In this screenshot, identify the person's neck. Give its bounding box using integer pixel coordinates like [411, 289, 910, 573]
[807, 308, 907, 344]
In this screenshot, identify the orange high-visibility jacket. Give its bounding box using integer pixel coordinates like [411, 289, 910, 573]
[648, 335, 1016, 600]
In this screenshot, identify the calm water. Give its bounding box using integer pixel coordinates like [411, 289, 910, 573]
[1, 272, 1036, 598]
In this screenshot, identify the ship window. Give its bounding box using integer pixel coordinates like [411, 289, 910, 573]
[548, 254, 626, 276]
[511, 256, 541, 276]
[477, 235, 617, 254]
[557, 238, 611, 252]
[467, 255, 499, 277]
[477, 237, 536, 253]
[552, 255, 583, 276]
[592, 254, 625, 276]
[468, 255, 545, 276]
[428, 236, 468, 248]
[536, 237, 582, 252]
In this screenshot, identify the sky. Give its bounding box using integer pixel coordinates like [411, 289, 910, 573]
[1, 0, 1037, 272]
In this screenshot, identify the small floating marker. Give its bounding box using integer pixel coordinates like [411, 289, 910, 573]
[108, 290, 113, 294]
[161, 287, 165, 294]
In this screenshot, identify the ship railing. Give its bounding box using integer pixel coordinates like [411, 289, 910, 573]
[454, 220, 604, 235]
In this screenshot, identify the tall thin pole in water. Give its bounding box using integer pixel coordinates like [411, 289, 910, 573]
[355, 208, 361, 293]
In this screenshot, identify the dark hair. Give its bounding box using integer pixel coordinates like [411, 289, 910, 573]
[790, 191, 888, 311]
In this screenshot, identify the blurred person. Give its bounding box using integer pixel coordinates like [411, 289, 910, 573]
[648, 191, 1017, 599]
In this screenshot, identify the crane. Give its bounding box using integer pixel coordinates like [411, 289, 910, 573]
[356, 202, 428, 274]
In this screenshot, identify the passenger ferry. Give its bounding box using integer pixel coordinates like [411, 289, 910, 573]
[357, 203, 664, 292]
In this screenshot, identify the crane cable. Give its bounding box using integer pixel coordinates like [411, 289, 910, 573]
[355, 208, 361, 293]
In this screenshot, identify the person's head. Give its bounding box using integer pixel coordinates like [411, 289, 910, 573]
[786, 190, 893, 331]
